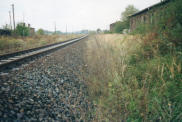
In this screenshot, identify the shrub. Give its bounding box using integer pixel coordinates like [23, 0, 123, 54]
[84, 0, 182, 121]
[84, 33, 182, 121]
[15, 23, 30, 36]
[37, 29, 44, 35]
[113, 21, 129, 33]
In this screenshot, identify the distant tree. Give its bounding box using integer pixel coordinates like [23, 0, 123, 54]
[97, 28, 102, 33]
[121, 5, 139, 22]
[37, 29, 44, 35]
[103, 30, 111, 34]
[15, 23, 30, 36]
[56, 31, 63, 34]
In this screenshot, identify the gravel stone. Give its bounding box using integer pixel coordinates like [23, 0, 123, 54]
[0, 38, 93, 121]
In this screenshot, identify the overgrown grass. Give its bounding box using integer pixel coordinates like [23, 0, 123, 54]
[84, 34, 182, 121]
[0, 34, 81, 55]
[83, 1, 182, 121]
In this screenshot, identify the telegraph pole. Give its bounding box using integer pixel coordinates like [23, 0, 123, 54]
[11, 4, 15, 30]
[23, 13, 25, 23]
[54, 22, 56, 34]
[9, 11, 12, 30]
[66, 25, 67, 37]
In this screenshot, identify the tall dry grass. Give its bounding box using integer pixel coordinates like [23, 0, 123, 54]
[0, 34, 81, 55]
[83, 34, 182, 121]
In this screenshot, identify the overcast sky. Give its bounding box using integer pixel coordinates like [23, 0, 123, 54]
[0, 0, 160, 32]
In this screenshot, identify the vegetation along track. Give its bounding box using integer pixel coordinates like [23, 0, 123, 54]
[0, 35, 88, 73]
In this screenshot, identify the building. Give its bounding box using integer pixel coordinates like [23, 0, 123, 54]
[17, 23, 35, 36]
[0, 29, 11, 36]
[129, 0, 171, 32]
[28, 24, 35, 36]
[110, 21, 120, 32]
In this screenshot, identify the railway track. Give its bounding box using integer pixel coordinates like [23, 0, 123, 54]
[0, 35, 88, 73]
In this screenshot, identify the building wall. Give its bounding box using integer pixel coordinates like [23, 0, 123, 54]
[110, 23, 116, 32]
[129, 1, 170, 32]
[29, 28, 35, 36]
[130, 11, 155, 31]
[110, 21, 120, 32]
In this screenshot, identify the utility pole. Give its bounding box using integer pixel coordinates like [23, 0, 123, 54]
[66, 25, 67, 37]
[11, 4, 15, 30]
[54, 22, 56, 34]
[23, 13, 25, 23]
[9, 11, 12, 30]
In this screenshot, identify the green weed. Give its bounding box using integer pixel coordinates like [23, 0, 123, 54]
[84, 34, 182, 121]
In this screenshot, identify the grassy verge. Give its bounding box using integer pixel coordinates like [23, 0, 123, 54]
[0, 34, 81, 55]
[84, 34, 182, 121]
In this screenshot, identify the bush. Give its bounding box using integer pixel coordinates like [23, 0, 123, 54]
[36, 29, 44, 35]
[103, 30, 111, 34]
[84, 1, 182, 120]
[15, 23, 30, 36]
[113, 20, 129, 33]
[84, 33, 182, 121]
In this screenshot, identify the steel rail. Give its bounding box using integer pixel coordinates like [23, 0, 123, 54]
[0, 35, 88, 71]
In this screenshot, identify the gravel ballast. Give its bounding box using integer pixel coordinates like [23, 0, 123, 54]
[0, 38, 93, 121]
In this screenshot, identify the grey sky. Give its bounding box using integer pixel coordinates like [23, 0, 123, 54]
[0, 0, 160, 32]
